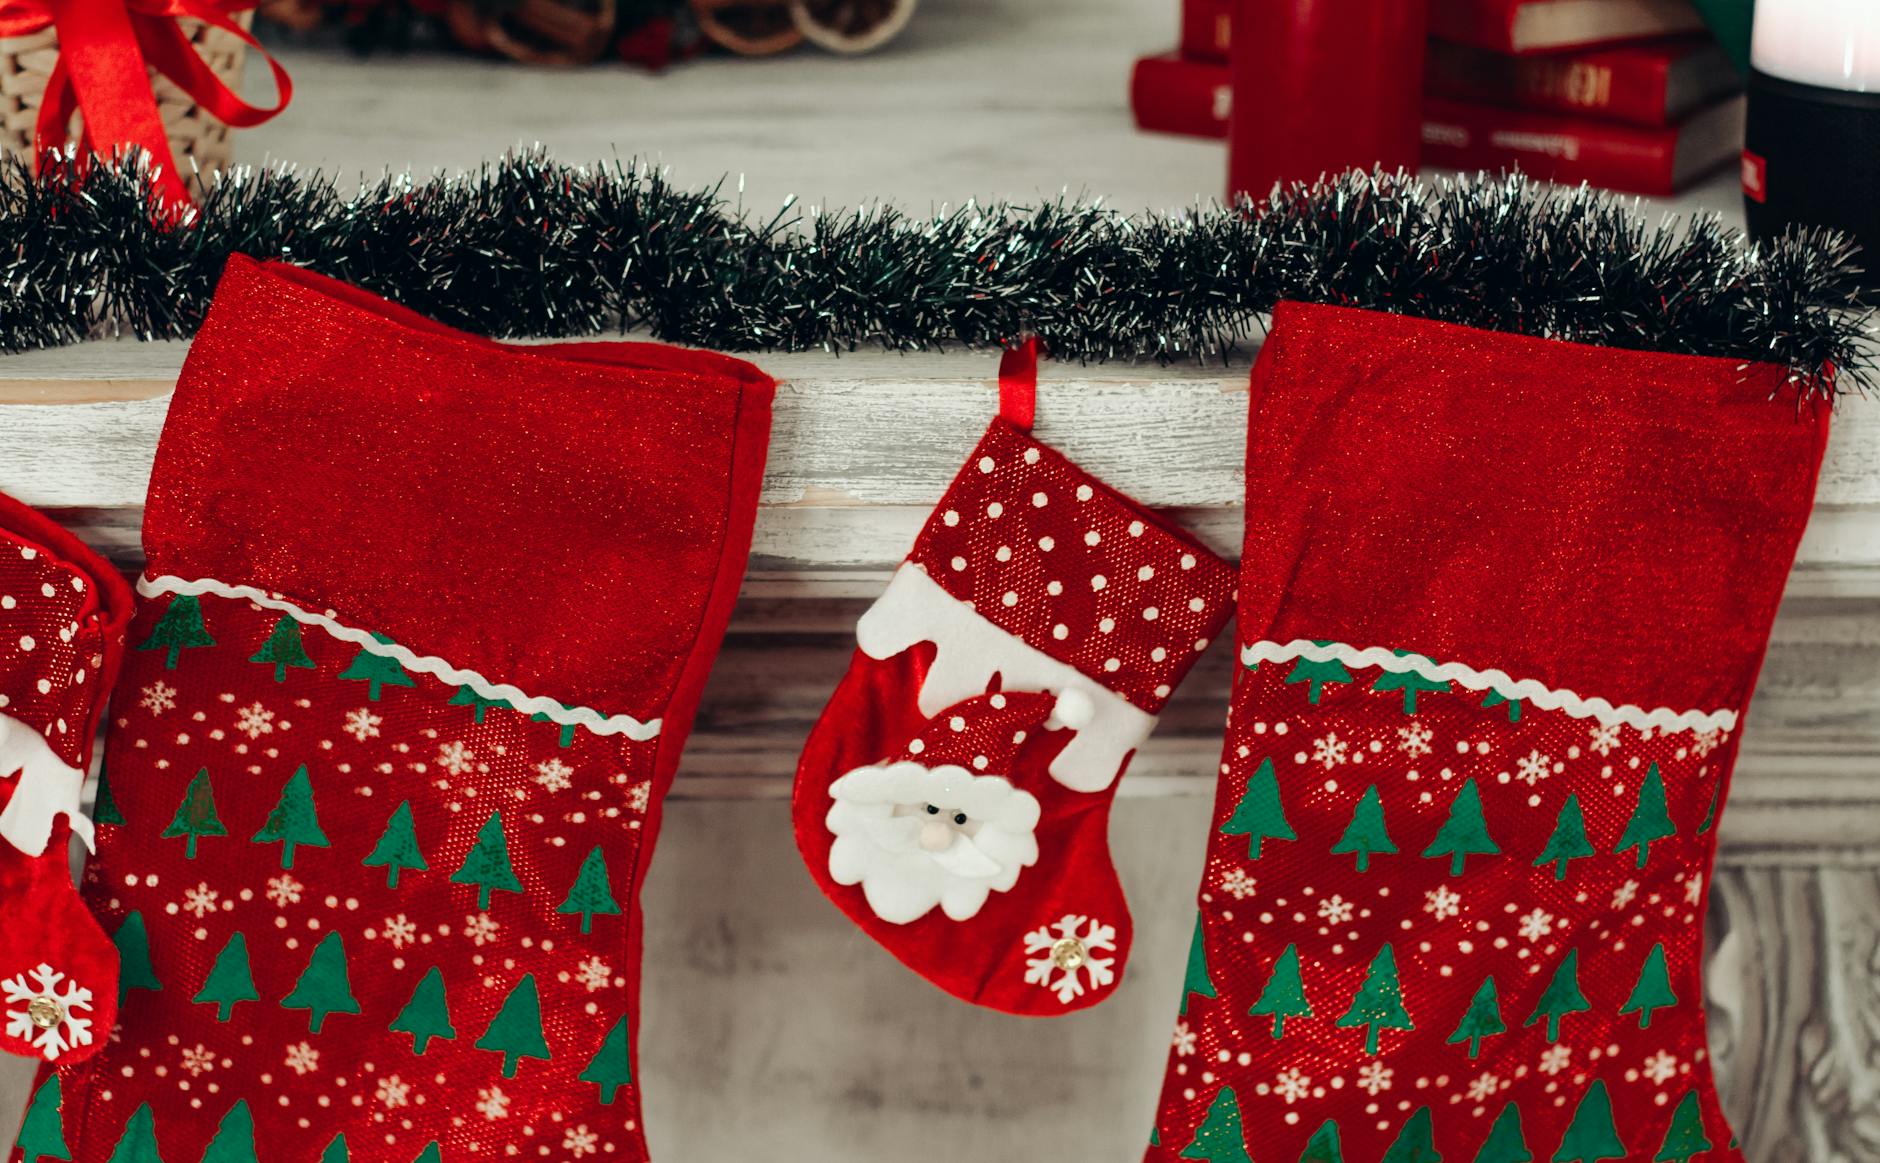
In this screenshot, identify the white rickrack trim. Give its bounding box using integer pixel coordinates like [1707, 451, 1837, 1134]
[1240, 639, 1737, 735]
[138, 575, 660, 740]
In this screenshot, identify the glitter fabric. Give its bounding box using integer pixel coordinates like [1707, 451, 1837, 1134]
[49, 256, 774, 1162]
[1144, 301, 1829, 1162]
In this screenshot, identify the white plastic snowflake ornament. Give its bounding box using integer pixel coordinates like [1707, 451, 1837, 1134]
[3, 962, 94, 1060]
[1022, 914, 1117, 1004]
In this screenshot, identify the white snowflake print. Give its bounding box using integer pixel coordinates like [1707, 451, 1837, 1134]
[343, 707, 383, 742]
[1424, 885, 1461, 922]
[1588, 722, 1621, 756]
[1642, 1050, 1679, 1085]
[140, 680, 177, 716]
[463, 913, 500, 946]
[1317, 895, 1354, 925]
[1514, 750, 1554, 787]
[1218, 867, 1257, 900]
[1685, 874, 1704, 906]
[1539, 1045, 1572, 1076]
[1356, 1061, 1393, 1095]
[1397, 720, 1433, 758]
[437, 741, 476, 777]
[625, 781, 651, 813]
[181, 1044, 216, 1077]
[1464, 1073, 1500, 1103]
[285, 1041, 320, 1075]
[1311, 731, 1350, 769]
[562, 1125, 600, 1157]
[266, 874, 304, 908]
[575, 956, 613, 993]
[1274, 1067, 1312, 1104]
[1171, 1020, 1197, 1057]
[476, 1085, 511, 1120]
[1022, 915, 1118, 1004]
[1612, 880, 1640, 910]
[380, 914, 418, 949]
[1517, 908, 1554, 942]
[375, 1074, 411, 1108]
[535, 757, 574, 793]
[1691, 727, 1727, 758]
[181, 882, 220, 919]
[235, 701, 276, 739]
[2, 963, 93, 1060]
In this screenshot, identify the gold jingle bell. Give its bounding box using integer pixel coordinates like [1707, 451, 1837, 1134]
[26, 996, 62, 1030]
[1050, 936, 1087, 971]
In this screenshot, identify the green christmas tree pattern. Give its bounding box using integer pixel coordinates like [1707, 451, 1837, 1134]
[93, 765, 125, 827]
[532, 710, 578, 747]
[449, 685, 511, 723]
[1248, 944, 1313, 1038]
[362, 801, 428, 888]
[1619, 943, 1678, 1028]
[113, 911, 162, 1002]
[15, 1073, 70, 1163]
[1297, 1119, 1344, 1163]
[103, 1104, 162, 1163]
[199, 1100, 258, 1163]
[1337, 944, 1413, 1055]
[1447, 975, 1506, 1059]
[389, 966, 456, 1054]
[249, 616, 315, 682]
[1482, 690, 1523, 722]
[477, 974, 551, 1078]
[1381, 1107, 1441, 1163]
[558, 846, 623, 933]
[1179, 914, 1217, 1016]
[1179, 1087, 1252, 1163]
[1533, 794, 1594, 881]
[320, 1135, 350, 1163]
[251, 764, 330, 869]
[411, 1145, 444, 1163]
[1615, 762, 1676, 869]
[1555, 1080, 1627, 1162]
[282, 931, 360, 1033]
[1422, 777, 1500, 875]
[580, 1014, 633, 1104]
[452, 811, 523, 911]
[1372, 650, 1451, 713]
[161, 768, 226, 858]
[338, 634, 415, 701]
[193, 932, 258, 1022]
[1219, 757, 1294, 859]
[1474, 1103, 1533, 1163]
[1653, 1091, 1713, 1162]
[1697, 780, 1721, 836]
[1331, 786, 1397, 872]
[138, 593, 214, 669]
[1525, 948, 1591, 1042]
[1285, 650, 1353, 705]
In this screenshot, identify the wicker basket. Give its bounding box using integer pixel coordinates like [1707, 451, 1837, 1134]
[0, 12, 251, 188]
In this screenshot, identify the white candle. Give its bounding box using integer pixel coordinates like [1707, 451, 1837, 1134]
[1752, 0, 1880, 91]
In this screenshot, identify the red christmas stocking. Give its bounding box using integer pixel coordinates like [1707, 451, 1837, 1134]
[0, 497, 132, 1071]
[794, 347, 1237, 1014]
[37, 256, 773, 1163]
[1146, 303, 1828, 1162]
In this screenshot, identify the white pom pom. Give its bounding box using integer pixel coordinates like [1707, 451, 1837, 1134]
[1053, 688, 1095, 730]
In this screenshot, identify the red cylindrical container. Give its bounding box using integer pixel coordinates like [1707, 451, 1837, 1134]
[1227, 0, 1430, 202]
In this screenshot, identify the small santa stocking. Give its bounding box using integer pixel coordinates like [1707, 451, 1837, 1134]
[1147, 302, 1828, 1162]
[794, 345, 1237, 1014]
[44, 256, 773, 1163]
[0, 496, 132, 1072]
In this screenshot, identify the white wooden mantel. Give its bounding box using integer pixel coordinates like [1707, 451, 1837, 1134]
[2, 1, 1878, 1159]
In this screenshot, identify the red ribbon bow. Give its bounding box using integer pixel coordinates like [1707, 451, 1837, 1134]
[0, 0, 291, 207]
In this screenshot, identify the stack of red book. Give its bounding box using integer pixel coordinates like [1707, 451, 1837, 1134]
[1130, 0, 1745, 196]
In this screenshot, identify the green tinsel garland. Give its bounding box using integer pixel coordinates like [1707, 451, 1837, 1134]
[0, 151, 1870, 397]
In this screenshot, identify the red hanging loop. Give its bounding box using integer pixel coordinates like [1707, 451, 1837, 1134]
[998, 336, 1040, 431]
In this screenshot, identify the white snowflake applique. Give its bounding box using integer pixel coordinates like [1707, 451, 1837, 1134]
[181, 1043, 216, 1076]
[1539, 1045, 1572, 1075]
[343, 708, 382, 743]
[1397, 720, 1433, 758]
[2, 963, 93, 1060]
[1356, 1061, 1393, 1095]
[1022, 915, 1117, 1004]
[235, 701, 276, 739]
[463, 913, 501, 947]
[380, 914, 418, 949]
[1691, 727, 1727, 758]
[1467, 1073, 1502, 1103]
[1514, 750, 1554, 787]
[1274, 1067, 1312, 1104]
[562, 1125, 600, 1158]
[1612, 880, 1640, 910]
[575, 956, 613, 993]
[1588, 722, 1621, 756]
[1424, 885, 1461, 922]
[1311, 731, 1350, 769]
[1171, 1020, 1197, 1057]
[437, 741, 476, 777]
[266, 874, 304, 908]
[1317, 895, 1354, 925]
[1684, 874, 1703, 906]
[285, 1041, 320, 1075]
[1517, 908, 1554, 942]
[1642, 1050, 1679, 1085]
[140, 681, 177, 716]
[1218, 866, 1257, 900]
[182, 882, 220, 919]
[476, 1085, 511, 1120]
[375, 1074, 411, 1108]
[535, 757, 574, 793]
[625, 781, 652, 814]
